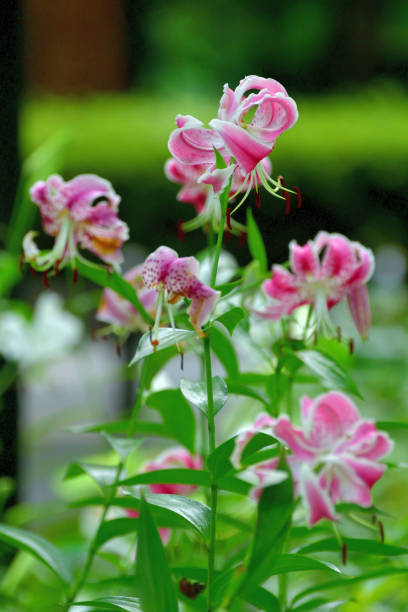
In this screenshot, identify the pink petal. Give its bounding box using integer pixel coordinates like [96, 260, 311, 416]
[218, 83, 239, 120]
[300, 396, 314, 422]
[78, 219, 129, 265]
[142, 246, 178, 289]
[248, 93, 299, 142]
[145, 447, 203, 496]
[263, 266, 298, 300]
[343, 456, 386, 489]
[62, 174, 120, 218]
[165, 257, 200, 295]
[345, 245, 375, 288]
[198, 165, 234, 194]
[347, 284, 371, 338]
[307, 392, 360, 450]
[209, 118, 273, 174]
[168, 114, 225, 165]
[299, 465, 337, 526]
[320, 234, 355, 281]
[289, 241, 319, 279]
[273, 416, 317, 460]
[186, 278, 220, 332]
[338, 421, 394, 460]
[235, 75, 289, 100]
[320, 461, 372, 507]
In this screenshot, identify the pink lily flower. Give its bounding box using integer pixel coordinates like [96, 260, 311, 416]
[142, 246, 220, 337]
[96, 264, 157, 332]
[125, 447, 203, 545]
[273, 391, 394, 525]
[165, 156, 272, 235]
[258, 231, 375, 338]
[168, 75, 298, 217]
[23, 174, 129, 273]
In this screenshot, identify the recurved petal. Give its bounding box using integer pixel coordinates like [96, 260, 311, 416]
[289, 240, 319, 279]
[347, 284, 371, 338]
[263, 265, 299, 300]
[169, 114, 225, 165]
[165, 256, 200, 294]
[248, 93, 299, 142]
[209, 119, 273, 174]
[320, 234, 355, 281]
[198, 165, 235, 194]
[187, 279, 220, 333]
[142, 246, 178, 288]
[62, 174, 121, 219]
[306, 392, 360, 450]
[234, 75, 289, 100]
[299, 464, 337, 526]
[273, 416, 317, 460]
[218, 83, 239, 120]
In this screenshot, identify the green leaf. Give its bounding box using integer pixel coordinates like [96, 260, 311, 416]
[0, 252, 20, 297]
[247, 209, 267, 272]
[101, 433, 141, 462]
[120, 469, 210, 489]
[180, 376, 228, 416]
[224, 379, 269, 406]
[75, 257, 154, 326]
[64, 463, 121, 492]
[376, 420, 408, 433]
[124, 491, 210, 541]
[135, 497, 185, 611]
[0, 524, 72, 586]
[146, 389, 196, 452]
[213, 146, 227, 169]
[96, 518, 139, 548]
[130, 328, 196, 365]
[144, 346, 179, 388]
[268, 553, 341, 575]
[207, 437, 236, 479]
[69, 420, 167, 438]
[241, 584, 280, 611]
[241, 460, 294, 590]
[295, 349, 362, 398]
[296, 537, 408, 557]
[215, 307, 245, 335]
[241, 432, 278, 465]
[209, 326, 239, 377]
[72, 596, 141, 611]
[291, 598, 347, 611]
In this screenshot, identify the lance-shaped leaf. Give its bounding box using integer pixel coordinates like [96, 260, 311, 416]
[69, 420, 168, 438]
[64, 462, 122, 492]
[207, 437, 236, 480]
[209, 326, 239, 377]
[130, 328, 196, 365]
[294, 349, 362, 398]
[0, 524, 72, 586]
[101, 432, 141, 462]
[135, 495, 179, 612]
[247, 209, 267, 272]
[180, 376, 228, 416]
[215, 307, 245, 336]
[296, 537, 408, 557]
[146, 389, 196, 452]
[72, 596, 141, 611]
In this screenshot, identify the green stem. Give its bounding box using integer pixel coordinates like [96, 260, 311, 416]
[204, 334, 218, 611]
[65, 356, 150, 606]
[210, 205, 226, 288]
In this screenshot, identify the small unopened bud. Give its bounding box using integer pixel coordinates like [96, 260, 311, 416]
[293, 186, 302, 208]
[226, 207, 232, 230]
[177, 219, 185, 242]
[341, 542, 347, 565]
[43, 271, 50, 289]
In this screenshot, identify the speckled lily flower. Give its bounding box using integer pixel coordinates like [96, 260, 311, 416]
[257, 231, 375, 338]
[274, 392, 394, 525]
[23, 174, 129, 273]
[142, 246, 220, 337]
[168, 75, 298, 217]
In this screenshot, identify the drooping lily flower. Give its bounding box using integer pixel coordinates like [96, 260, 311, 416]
[96, 264, 157, 333]
[168, 75, 298, 218]
[257, 232, 375, 338]
[142, 246, 220, 337]
[273, 392, 394, 525]
[165, 156, 272, 235]
[125, 447, 203, 544]
[23, 174, 129, 274]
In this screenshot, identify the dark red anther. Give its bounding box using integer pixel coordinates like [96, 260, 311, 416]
[43, 271, 50, 289]
[19, 253, 25, 272]
[224, 230, 231, 242]
[349, 338, 354, 354]
[254, 189, 261, 209]
[180, 351, 184, 371]
[336, 326, 342, 342]
[226, 207, 232, 230]
[29, 265, 36, 276]
[115, 339, 121, 357]
[278, 176, 291, 215]
[378, 520, 385, 544]
[177, 219, 185, 242]
[341, 542, 347, 565]
[55, 258, 62, 276]
[293, 186, 302, 208]
[238, 232, 247, 246]
[151, 339, 159, 350]
[73, 267, 78, 284]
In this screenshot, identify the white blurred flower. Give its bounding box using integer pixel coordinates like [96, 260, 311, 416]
[0, 292, 83, 370]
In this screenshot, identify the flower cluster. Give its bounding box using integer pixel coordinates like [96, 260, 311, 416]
[23, 174, 129, 274]
[257, 231, 375, 338]
[142, 246, 220, 337]
[166, 75, 298, 233]
[233, 392, 393, 525]
[126, 448, 202, 544]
